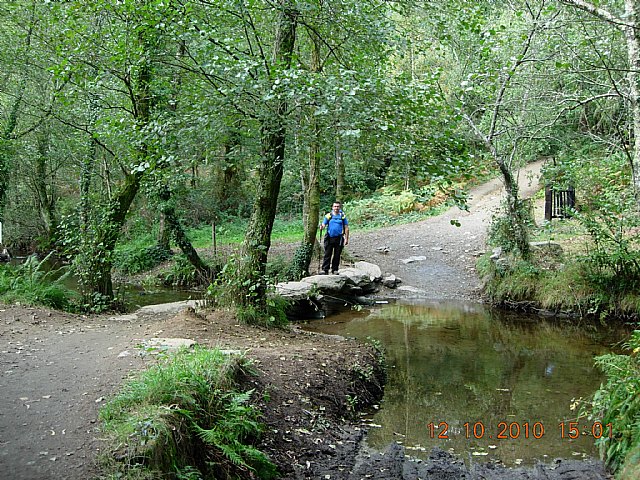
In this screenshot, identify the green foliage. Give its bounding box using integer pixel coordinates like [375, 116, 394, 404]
[477, 255, 541, 304]
[99, 347, 277, 480]
[161, 254, 200, 287]
[585, 331, 640, 474]
[487, 198, 535, 255]
[286, 244, 313, 281]
[575, 210, 640, 295]
[58, 213, 125, 313]
[114, 243, 173, 275]
[207, 255, 289, 328]
[0, 254, 75, 310]
[344, 187, 448, 230]
[185, 216, 304, 248]
[193, 390, 278, 479]
[477, 232, 640, 319]
[477, 248, 611, 316]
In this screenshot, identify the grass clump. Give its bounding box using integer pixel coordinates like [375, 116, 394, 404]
[99, 347, 277, 480]
[480, 205, 640, 320]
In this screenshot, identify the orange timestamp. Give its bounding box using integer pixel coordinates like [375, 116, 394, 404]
[427, 421, 614, 440]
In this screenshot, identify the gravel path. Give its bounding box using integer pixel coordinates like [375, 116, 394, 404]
[349, 161, 543, 300]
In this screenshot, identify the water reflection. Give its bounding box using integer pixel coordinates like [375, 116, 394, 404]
[305, 300, 626, 466]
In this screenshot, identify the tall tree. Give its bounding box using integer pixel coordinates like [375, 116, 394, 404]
[43, 0, 181, 304]
[406, 0, 562, 257]
[559, 0, 640, 207]
[238, 1, 299, 304]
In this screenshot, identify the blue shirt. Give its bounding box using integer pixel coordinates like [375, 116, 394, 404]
[323, 212, 348, 237]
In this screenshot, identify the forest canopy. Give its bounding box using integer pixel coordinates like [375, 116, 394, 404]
[1, 0, 638, 311]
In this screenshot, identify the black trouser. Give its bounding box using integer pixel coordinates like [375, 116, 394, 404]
[322, 234, 344, 273]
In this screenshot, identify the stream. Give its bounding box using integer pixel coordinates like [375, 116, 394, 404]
[304, 300, 628, 467]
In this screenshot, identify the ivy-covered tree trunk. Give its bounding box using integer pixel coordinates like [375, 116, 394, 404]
[497, 158, 531, 259]
[92, 171, 144, 299]
[158, 186, 212, 283]
[0, 80, 25, 229]
[78, 13, 155, 304]
[293, 31, 322, 278]
[156, 215, 172, 253]
[0, 5, 32, 231]
[239, 2, 298, 305]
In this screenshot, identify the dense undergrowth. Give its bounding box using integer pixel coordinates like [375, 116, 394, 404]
[0, 254, 77, 311]
[586, 331, 640, 478]
[99, 347, 277, 480]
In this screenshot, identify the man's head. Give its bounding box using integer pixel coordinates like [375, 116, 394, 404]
[332, 201, 341, 213]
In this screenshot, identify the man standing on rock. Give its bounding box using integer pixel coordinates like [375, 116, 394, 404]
[319, 201, 349, 275]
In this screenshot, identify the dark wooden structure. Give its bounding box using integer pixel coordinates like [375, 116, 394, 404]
[544, 185, 575, 221]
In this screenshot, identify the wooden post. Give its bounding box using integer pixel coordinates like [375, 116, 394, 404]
[212, 219, 217, 258]
[544, 185, 552, 221]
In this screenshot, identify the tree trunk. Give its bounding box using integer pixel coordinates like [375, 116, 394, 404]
[239, 2, 298, 304]
[84, 20, 155, 302]
[158, 186, 212, 283]
[335, 137, 345, 201]
[156, 214, 172, 253]
[623, 0, 640, 207]
[0, 80, 25, 225]
[497, 157, 531, 259]
[34, 128, 58, 248]
[93, 171, 144, 298]
[0, 7, 33, 226]
[293, 30, 322, 277]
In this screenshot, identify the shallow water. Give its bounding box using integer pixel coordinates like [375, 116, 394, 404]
[119, 284, 198, 311]
[304, 300, 627, 467]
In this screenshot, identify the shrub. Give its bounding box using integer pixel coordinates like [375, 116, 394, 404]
[343, 187, 447, 230]
[100, 347, 278, 480]
[585, 331, 640, 474]
[114, 244, 173, 275]
[574, 210, 640, 295]
[0, 254, 76, 310]
[206, 255, 289, 328]
[161, 254, 199, 287]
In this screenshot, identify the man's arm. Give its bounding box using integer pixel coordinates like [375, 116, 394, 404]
[343, 225, 349, 245]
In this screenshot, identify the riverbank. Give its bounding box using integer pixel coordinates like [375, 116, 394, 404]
[0, 302, 387, 480]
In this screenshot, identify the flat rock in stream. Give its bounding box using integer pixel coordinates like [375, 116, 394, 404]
[353, 261, 382, 281]
[275, 264, 382, 319]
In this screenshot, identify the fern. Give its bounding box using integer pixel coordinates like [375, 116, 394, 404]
[100, 348, 277, 479]
[587, 330, 640, 473]
[193, 389, 276, 478]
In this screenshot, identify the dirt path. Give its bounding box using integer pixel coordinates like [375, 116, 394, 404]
[347, 161, 543, 300]
[0, 161, 612, 479]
